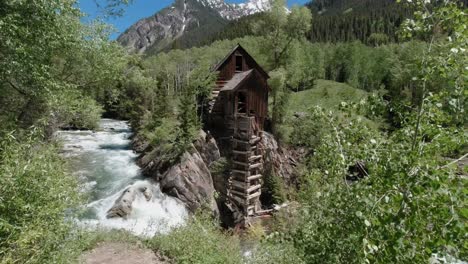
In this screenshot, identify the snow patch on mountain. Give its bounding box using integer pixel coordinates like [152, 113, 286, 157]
[196, 0, 271, 20]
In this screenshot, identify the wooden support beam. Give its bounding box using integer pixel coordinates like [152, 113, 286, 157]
[247, 174, 262, 181]
[247, 206, 255, 216]
[232, 139, 250, 145]
[249, 155, 262, 162]
[233, 161, 250, 167]
[247, 191, 261, 200]
[249, 137, 261, 145]
[233, 150, 251, 155]
[249, 163, 262, 170]
[232, 169, 249, 175]
[247, 184, 261, 193]
[230, 180, 248, 190]
[230, 189, 247, 198]
[229, 194, 246, 207]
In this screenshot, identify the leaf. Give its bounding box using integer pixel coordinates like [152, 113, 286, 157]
[364, 220, 371, 227]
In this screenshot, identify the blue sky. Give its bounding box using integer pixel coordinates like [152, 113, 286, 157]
[78, 0, 310, 39]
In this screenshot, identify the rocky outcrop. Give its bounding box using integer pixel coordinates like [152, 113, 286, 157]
[137, 131, 220, 214]
[134, 128, 300, 218]
[260, 132, 299, 187]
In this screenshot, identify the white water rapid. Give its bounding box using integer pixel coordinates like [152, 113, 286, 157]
[56, 119, 187, 237]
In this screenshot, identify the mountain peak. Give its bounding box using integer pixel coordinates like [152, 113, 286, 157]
[117, 0, 273, 54]
[195, 0, 271, 20]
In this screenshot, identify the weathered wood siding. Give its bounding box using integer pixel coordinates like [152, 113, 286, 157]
[218, 51, 254, 81]
[213, 47, 269, 131]
[237, 74, 268, 130]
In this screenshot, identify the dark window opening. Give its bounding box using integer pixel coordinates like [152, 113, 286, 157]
[235, 55, 243, 72]
[237, 92, 247, 114]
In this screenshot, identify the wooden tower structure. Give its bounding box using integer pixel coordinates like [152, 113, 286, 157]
[208, 44, 270, 225]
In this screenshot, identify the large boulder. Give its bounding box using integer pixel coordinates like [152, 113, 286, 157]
[137, 131, 220, 214]
[106, 183, 153, 219]
[159, 150, 218, 214]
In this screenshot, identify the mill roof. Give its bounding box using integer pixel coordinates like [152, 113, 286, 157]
[220, 69, 254, 91]
[212, 44, 270, 79]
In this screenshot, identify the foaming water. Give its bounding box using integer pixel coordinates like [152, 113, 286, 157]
[56, 119, 187, 237]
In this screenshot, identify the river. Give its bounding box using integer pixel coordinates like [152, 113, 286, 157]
[56, 119, 187, 237]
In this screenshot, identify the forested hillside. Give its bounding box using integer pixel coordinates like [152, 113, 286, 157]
[306, 0, 411, 43]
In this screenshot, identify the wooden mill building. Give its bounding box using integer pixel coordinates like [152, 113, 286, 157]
[207, 44, 270, 224]
[208, 44, 269, 135]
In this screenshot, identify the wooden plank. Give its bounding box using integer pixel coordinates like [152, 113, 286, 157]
[232, 138, 250, 144]
[230, 189, 247, 198]
[250, 137, 262, 145]
[232, 169, 248, 175]
[233, 161, 250, 167]
[233, 150, 251, 155]
[247, 191, 261, 200]
[231, 174, 248, 181]
[247, 174, 262, 181]
[247, 184, 261, 193]
[232, 145, 256, 151]
[249, 155, 262, 162]
[249, 163, 262, 170]
[247, 206, 255, 216]
[230, 180, 248, 190]
[229, 194, 246, 207]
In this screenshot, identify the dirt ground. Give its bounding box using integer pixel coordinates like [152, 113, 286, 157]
[80, 242, 170, 264]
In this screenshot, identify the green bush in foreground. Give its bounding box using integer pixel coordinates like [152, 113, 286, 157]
[148, 214, 243, 264]
[0, 130, 82, 264]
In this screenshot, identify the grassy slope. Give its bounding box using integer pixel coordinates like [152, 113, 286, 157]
[286, 79, 368, 114]
[280, 80, 377, 142]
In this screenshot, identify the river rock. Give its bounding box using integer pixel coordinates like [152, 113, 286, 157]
[106, 182, 155, 219]
[107, 187, 137, 219]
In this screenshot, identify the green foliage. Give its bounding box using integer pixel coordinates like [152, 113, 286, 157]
[0, 0, 130, 130]
[285, 98, 466, 262]
[250, 240, 305, 264]
[263, 2, 468, 261]
[49, 90, 104, 130]
[368, 33, 390, 46]
[0, 130, 82, 263]
[148, 214, 243, 264]
[0, 1, 136, 262]
[175, 85, 200, 155]
[307, 0, 411, 44]
[269, 68, 290, 139]
[281, 80, 376, 143]
[254, 0, 312, 68]
[262, 172, 288, 205]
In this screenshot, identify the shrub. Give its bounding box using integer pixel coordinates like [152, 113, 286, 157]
[284, 100, 467, 263]
[0, 129, 82, 263]
[49, 90, 103, 130]
[148, 213, 243, 264]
